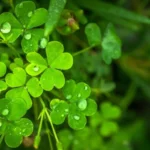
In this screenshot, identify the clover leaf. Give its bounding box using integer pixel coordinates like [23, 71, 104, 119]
[0, 61, 7, 77]
[6, 87, 32, 109]
[9, 58, 24, 71]
[4, 118, 33, 148]
[21, 29, 46, 53]
[5, 67, 26, 87]
[0, 81, 8, 92]
[102, 23, 121, 64]
[0, 97, 28, 121]
[15, 1, 48, 29]
[0, 12, 23, 43]
[101, 102, 121, 119]
[26, 41, 73, 91]
[50, 99, 69, 125]
[85, 23, 101, 46]
[100, 121, 119, 137]
[26, 77, 43, 98]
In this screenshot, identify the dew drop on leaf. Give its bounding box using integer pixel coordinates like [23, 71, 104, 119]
[66, 95, 72, 100]
[78, 99, 87, 110]
[0, 22, 11, 34]
[33, 66, 39, 72]
[24, 33, 32, 40]
[74, 115, 80, 120]
[2, 109, 9, 116]
[65, 109, 69, 112]
[84, 86, 88, 90]
[28, 11, 33, 17]
[39, 38, 48, 49]
[19, 3, 23, 8]
[78, 93, 81, 98]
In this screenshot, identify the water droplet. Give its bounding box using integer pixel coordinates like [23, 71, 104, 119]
[39, 38, 48, 49]
[84, 86, 88, 90]
[61, 114, 65, 117]
[24, 33, 31, 40]
[2, 109, 9, 116]
[66, 95, 72, 100]
[65, 109, 69, 112]
[0, 122, 2, 127]
[1, 22, 11, 34]
[74, 115, 80, 120]
[28, 11, 33, 17]
[78, 93, 81, 98]
[78, 99, 87, 110]
[33, 66, 39, 72]
[19, 3, 23, 8]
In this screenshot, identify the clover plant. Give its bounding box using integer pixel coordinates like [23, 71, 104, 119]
[2, 0, 149, 150]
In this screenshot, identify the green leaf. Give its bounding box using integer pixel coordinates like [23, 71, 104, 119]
[62, 80, 76, 100]
[6, 87, 32, 109]
[27, 8, 48, 29]
[15, 118, 33, 136]
[9, 58, 24, 71]
[82, 99, 97, 116]
[0, 12, 22, 43]
[85, 23, 101, 46]
[5, 128, 23, 148]
[0, 98, 27, 121]
[46, 41, 73, 70]
[26, 52, 47, 76]
[0, 62, 7, 77]
[26, 77, 43, 98]
[15, 1, 35, 27]
[15, 1, 48, 29]
[5, 67, 26, 87]
[100, 102, 121, 119]
[21, 29, 45, 53]
[68, 111, 87, 130]
[40, 68, 65, 91]
[0, 80, 7, 91]
[44, 0, 67, 36]
[100, 121, 119, 137]
[102, 23, 121, 64]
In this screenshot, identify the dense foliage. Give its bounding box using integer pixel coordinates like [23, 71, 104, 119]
[0, 0, 150, 150]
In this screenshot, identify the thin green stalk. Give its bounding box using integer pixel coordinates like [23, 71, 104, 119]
[44, 119, 54, 150]
[120, 82, 137, 110]
[0, 134, 4, 145]
[73, 46, 94, 56]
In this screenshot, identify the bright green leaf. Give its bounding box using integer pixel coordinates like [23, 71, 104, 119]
[15, 118, 33, 136]
[9, 58, 24, 71]
[82, 99, 97, 116]
[26, 77, 43, 97]
[40, 68, 65, 91]
[21, 29, 45, 53]
[0, 62, 7, 77]
[0, 80, 7, 91]
[0, 12, 22, 43]
[6, 87, 32, 109]
[85, 23, 101, 46]
[5, 67, 26, 87]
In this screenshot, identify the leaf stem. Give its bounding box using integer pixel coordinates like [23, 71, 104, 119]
[0, 134, 4, 145]
[72, 46, 94, 56]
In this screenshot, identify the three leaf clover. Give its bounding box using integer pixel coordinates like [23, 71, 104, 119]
[26, 41, 73, 91]
[50, 80, 97, 130]
[90, 102, 121, 137]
